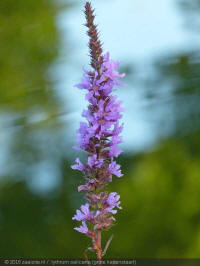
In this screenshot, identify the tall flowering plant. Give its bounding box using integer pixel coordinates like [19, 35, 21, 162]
[72, 2, 125, 260]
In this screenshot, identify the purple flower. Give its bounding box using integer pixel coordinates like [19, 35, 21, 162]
[102, 53, 125, 81]
[78, 179, 95, 192]
[109, 161, 123, 177]
[88, 155, 104, 168]
[85, 91, 98, 105]
[75, 71, 92, 90]
[112, 122, 123, 136]
[74, 221, 89, 235]
[71, 158, 85, 171]
[110, 135, 123, 146]
[104, 192, 122, 214]
[109, 144, 122, 158]
[72, 203, 92, 221]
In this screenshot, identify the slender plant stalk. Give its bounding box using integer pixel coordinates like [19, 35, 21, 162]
[71, 2, 125, 260]
[97, 230, 102, 260]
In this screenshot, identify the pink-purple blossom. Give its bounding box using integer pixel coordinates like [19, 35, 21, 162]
[71, 1, 125, 259]
[74, 221, 89, 235]
[72, 203, 91, 221]
[72, 51, 125, 235]
[104, 192, 122, 214]
[108, 161, 123, 177]
[71, 158, 85, 171]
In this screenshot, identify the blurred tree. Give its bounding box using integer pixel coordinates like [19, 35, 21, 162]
[141, 0, 200, 138]
[0, 0, 62, 112]
[179, 0, 200, 32]
[0, 0, 71, 180]
[109, 132, 200, 258]
[146, 51, 200, 137]
[0, 176, 84, 257]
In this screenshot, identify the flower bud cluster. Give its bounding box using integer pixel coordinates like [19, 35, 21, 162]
[84, 2, 104, 71]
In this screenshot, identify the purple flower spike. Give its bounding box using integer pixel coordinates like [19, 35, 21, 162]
[72, 2, 125, 260]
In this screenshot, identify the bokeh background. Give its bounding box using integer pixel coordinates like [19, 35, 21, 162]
[1, 0, 200, 258]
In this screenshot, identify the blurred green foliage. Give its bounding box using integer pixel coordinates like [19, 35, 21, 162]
[0, 0, 200, 260]
[149, 51, 200, 136]
[179, 0, 200, 32]
[0, 0, 62, 112]
[0, 0, 67, 180]
[1, 133, 200, 258]
[112, 132, 200, 258]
